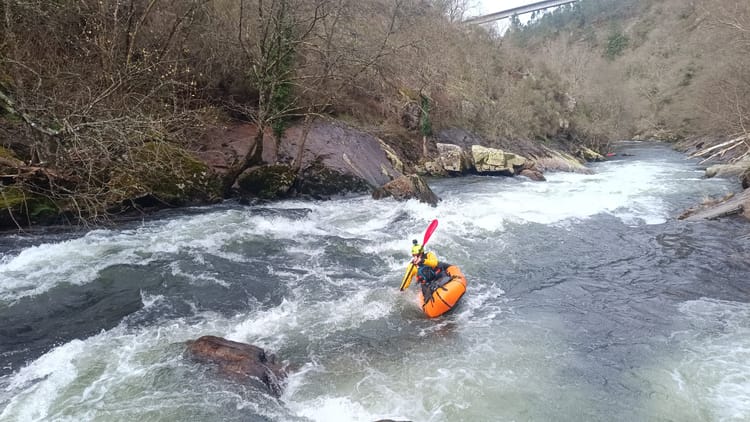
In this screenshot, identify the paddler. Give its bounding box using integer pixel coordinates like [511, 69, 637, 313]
[410, 239, 450, 300]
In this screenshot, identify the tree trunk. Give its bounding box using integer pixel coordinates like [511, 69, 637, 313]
[292, 114, 315, 174]
[221, 127, 265, 197]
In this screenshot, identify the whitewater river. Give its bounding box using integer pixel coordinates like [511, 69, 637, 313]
[1, 141, 750, 421]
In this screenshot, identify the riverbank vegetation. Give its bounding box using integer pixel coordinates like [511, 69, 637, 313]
[1, 0, 748, 229]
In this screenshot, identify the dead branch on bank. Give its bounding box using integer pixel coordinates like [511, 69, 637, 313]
[689, 133, 750, 164]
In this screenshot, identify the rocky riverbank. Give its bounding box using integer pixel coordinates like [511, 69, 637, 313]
[193, 118, 602, 206]
[4, 116, 748, 230]
[675, 136, 750, 221]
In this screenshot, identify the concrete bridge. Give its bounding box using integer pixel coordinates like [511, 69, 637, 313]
[463, 0, 579, 25]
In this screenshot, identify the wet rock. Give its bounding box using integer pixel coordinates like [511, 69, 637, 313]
[296, 160, 371, 197]
[237, 164, 296, 199]
[519, 168, 546, 181]
[372, 174, 439, 206]
[185, 335, 286, 397]
[534, 147, 593, 174]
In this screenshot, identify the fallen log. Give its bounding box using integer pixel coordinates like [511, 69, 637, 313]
[679, 189, 750, 221]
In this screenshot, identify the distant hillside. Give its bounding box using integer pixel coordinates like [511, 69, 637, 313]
[507, 0, 750, 147]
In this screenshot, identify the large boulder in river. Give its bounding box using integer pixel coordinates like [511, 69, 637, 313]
[372, 174, 439, 206]
[237, 164, 296, 199]
[436, 143, 471, 173]
[471, 145, 528, 175]
[295, 159, 372, 198]
[185, 335, 286, 397]
[519, 168, 546, 181]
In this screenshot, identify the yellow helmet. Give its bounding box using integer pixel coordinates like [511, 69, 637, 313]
[411, 242, 423, 256]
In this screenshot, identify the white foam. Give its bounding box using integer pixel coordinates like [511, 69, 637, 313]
[1, 340, 85, 421]
[668, 298, 750, 420]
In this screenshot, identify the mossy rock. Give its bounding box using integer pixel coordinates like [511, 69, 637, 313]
[296, 161, 371, 197]
[0, 186, 60, 229]
[238, 164, 296, 199]
[108, 142, 222, 208]
[577, 146, 605, 162]
[0, 146, 21, 161]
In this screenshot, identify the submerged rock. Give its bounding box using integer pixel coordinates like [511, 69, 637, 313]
[185, 335, 286, 397]
[519, 168, 546, 181]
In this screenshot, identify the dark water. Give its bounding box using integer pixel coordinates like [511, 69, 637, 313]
[1, 142, 750, 421]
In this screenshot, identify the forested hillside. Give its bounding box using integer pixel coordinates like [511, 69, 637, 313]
[508, 0, 750, 151]
[1, 0, 748, 227]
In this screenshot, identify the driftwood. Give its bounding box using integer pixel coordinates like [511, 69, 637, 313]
[688, 134, 750, 164]
[679, 189, 750, 221]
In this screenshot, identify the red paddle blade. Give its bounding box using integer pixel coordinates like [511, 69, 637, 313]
[423, 219, 438, 246]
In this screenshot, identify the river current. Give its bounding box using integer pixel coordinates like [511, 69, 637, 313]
[1, 141, 749, 421]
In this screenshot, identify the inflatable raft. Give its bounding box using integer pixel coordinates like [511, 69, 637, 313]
[415, 265, 467, 318]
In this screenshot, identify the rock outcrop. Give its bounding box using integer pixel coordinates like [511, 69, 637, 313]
[471, 145, 528, 175]
[196, 119, 403, 199]
[436, 143, 471, 173]
[185, 335, 286, 397]
[278, 121, 402, 189]
[192, 120, 611, 208]
[372, 174, 439, 206]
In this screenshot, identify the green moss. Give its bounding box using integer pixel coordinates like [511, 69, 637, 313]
[296, 161, 370, 197]
[0, 186, 26, 208]
[0, 186, 60, 228]
[0, 146, 20, 160]
[238, 164, 296, 199]
[108, 142, 222, 206]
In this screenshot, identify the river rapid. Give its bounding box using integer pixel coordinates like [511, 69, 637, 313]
[1, 141, 750, 422]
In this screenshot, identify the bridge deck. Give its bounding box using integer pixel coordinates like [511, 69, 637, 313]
[464, 0, 579, 24]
